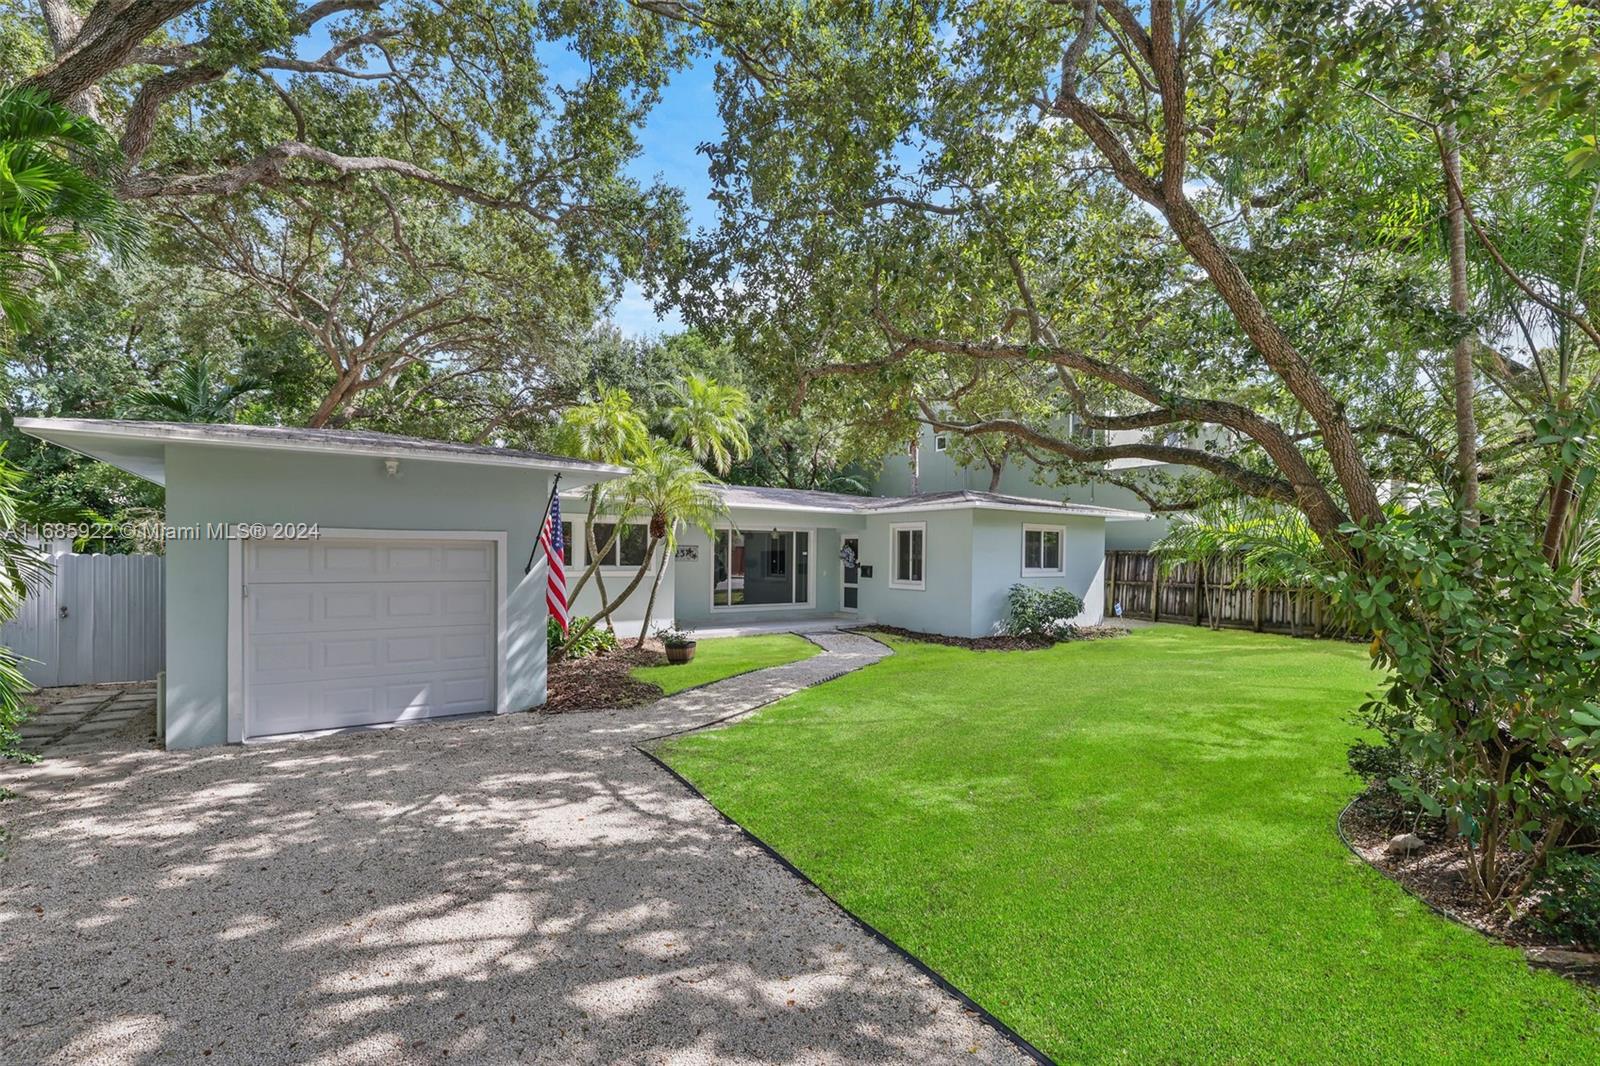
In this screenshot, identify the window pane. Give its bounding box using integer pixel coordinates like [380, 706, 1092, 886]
[843, 586, 858, 609]
[1024, 529, 1042, 569]
[896, 529, 911, 581]
[714, 529, 731, 606]
[795, 532, 809, 603]
[592, 522, 649, 567]
[619, 523, 650, 567]
[560, 521, 574, 566]
[742, 530, 793, 605]
[1042, 530, 1061, 570]
[911, 530, 923, 582]
[591, 522, 619, 566]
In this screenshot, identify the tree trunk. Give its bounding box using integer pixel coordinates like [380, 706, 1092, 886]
[591, 524, 616, 634]
[308, 370, 360, 428]
[560, 536, 659, 654]
[1441, 116, 1480, 522]
[21, 0, 203, 107]
[567, 494, 618, 600]
[634, 540, 671, 649]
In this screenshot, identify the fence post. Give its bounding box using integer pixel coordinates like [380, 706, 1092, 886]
[1192, 562, 1203, 627]
[1107, 551, 1118, 618]
[1151, 560, 1162, 623]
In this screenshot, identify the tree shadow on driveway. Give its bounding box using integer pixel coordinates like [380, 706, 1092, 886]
[1, 704, 1026, 1065]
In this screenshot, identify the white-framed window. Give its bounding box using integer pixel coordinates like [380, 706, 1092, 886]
[590, 521, 651, 567]
[890, 522, 926, 589]
[935, 433, 949, 452]
[1022, 523, 1065, 575]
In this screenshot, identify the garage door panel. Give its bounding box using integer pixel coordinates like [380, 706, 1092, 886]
[440, 586, 491, 619]
[440, 544, 493, 577]
[436, 675, 492, 713]
[322, 636, 379, 670]
[441, 631, 490, 661]
[245, 536, 497, 738]
[252, 587, 315, 626]
[324, 545, 381, 576]
[251, 544, 316, 580]
[385, 545, 438, 574]
[323, 589, 380, 622]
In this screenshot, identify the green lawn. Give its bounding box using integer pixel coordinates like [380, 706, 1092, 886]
[631, 633, 821, 696]
[660, 626, 1600, 1063]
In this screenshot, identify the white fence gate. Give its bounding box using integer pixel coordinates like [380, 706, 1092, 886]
[1, 553, 165, 688]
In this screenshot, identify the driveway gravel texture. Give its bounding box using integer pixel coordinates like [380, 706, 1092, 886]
[1, 632, 1028, 1066]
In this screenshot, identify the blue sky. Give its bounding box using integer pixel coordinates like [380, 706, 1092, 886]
[615, 52, 725, 338]
[290, 24, 726, 339]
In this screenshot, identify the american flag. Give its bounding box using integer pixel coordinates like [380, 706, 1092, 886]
[541, 494, 569, 634]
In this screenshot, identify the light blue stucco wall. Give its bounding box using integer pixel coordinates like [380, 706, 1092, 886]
[967, 511, 1105, 634]
[855, 509, 975, 637]
[163, 444, 553, 749]
[872, 425, 1168, 549]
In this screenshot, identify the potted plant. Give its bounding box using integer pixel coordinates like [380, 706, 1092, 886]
[656, 624, 698, 664]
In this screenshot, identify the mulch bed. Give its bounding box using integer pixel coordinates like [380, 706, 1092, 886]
[1340, 789, 1600, 986]
[544, 640, 668, 714]
[848, 624, 1128, 652]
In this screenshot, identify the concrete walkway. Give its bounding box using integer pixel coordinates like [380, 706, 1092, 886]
[16, 682, 157, 755]
[1, 632, 1029, 1066]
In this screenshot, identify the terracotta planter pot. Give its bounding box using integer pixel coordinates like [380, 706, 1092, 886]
[664, 642, 697, 664]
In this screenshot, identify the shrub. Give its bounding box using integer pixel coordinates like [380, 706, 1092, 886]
[1528, 853, 1600, 949]
[1332, 507, 1600, 905]
[550, 615, 616, 660]
[1001, 584, 1085, 641]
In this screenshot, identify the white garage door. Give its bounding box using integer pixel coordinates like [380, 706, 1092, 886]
[244, 537, 497, 738]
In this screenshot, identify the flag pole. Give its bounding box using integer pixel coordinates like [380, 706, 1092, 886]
[524, 473, 562, 575]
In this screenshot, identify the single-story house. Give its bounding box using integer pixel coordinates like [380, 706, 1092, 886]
[14, 418, 624, 749]
[564, 484, 1150, 639]
[16, 418, 1148, 750]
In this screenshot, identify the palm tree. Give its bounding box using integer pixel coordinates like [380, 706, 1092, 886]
[0, 87, 142, 333]
[124, 354, 263, 423]
[659, 374, 752, 474]
[1154, 500, 1338, 634]
[560, 443, 726, 654]
[553, 387, 650, 625]
[0, 449, 53, 770]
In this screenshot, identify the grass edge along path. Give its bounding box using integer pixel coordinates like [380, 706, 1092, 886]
[660, 626, 1600, 1064]
[631, 633, 822, 696]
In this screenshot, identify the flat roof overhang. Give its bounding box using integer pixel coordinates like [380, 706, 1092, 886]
[13, 417, 629, 488]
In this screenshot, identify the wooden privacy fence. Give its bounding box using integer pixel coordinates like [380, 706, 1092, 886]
[1, 553, 165, 687]
[1105, 550, 1350, 638]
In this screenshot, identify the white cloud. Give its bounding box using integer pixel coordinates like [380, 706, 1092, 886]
[610, 280, 684, 338]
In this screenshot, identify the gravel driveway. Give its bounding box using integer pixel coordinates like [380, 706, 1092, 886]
[1, 633, 1029, 1066]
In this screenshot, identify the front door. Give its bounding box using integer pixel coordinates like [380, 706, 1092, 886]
[841, 536, 860, 613]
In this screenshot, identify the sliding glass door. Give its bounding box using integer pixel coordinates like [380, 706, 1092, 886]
[712, 528, 811, 608]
